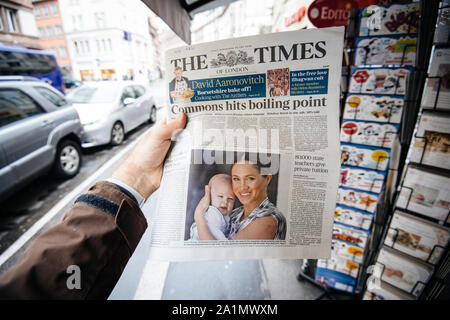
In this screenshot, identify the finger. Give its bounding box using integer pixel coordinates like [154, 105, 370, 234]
[154, 112, 187, 140]
[205, 185, 211, 200]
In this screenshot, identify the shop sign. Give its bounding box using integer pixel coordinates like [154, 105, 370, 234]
[308, 0, 358, 28]
[284, 6, 307, 27]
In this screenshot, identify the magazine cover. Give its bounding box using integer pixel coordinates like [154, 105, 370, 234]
[331, 238, 365, 264]
[385, 210, 450, 265]
[421, 48, 450, 110]
[359, 3, 419, 36]
[343, 94, 404, 124]
[363, 279, 414, 300]
[341, 143, 391, 171]
[354, 35, 417, 66]
[335, 205, 374, 230]
[315, 255, 360, 293]
[332, 222, 370, 248]
[408, 112, 450, 170]
[336, 186, 379, 213]
[348, 67, 411, 95]
[376, 246, 433, 296]
[396, 166, 450, 223]
[434, 6, 450, 44]
[341, 120, 398, 149]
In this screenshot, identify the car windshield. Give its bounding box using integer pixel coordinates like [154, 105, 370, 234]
[67, 86, 118, 104]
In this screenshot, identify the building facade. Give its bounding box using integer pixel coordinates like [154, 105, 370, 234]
[58, 0, 156, 82]
[0, 0, 40, 49]
[32, 0, 71, 74]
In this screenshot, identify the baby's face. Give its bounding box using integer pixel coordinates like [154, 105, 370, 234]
[210, 181, 235, 215]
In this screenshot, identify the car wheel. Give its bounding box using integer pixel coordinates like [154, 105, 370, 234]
[111, 121, 125, 145]
[149, 105, 157, 124]
[54, 139, 82, 179]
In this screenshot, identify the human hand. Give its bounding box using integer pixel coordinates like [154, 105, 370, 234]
[110, 112, 186, 199]
[194, 185, 211, 223]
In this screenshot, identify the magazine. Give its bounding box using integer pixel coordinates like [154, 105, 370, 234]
[332, 222, 370, 249]
[341, 143, 391, 171]
[343, 94, 404, 124]
[434, 6, 450, 44]
[348, 67, 412, 95]
[385, 210, 450, 265]
[340, 166, 386, 194]
[315, 254, 360, 293]
[336, 187, 379, 213]
[331, 238, 365, 263]
[359, 3, 419, 37]
[340, 120, 399, 149]
[396, 166, 450, 223]
[363, 279, 414, 300]
[421, 48, 450, 110]
[148, 27, 345, 261]
[335, 205, 373, 230]
[408, 112, 450, 170]
[354, 35, 417, 66]
[376, 246, 433, 296]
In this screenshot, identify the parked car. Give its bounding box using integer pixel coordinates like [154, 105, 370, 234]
[66, 81, 157, 148]
[0, 77, 84, 201]
[63, 76, 83, 90]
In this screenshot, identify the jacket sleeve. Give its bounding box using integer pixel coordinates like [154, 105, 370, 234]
[0, 181, 147, 300]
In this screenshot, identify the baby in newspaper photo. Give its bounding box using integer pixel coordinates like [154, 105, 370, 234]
[189, 174, 235, 240]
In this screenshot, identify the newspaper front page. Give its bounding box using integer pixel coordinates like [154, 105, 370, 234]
[147, 27, 344, 261]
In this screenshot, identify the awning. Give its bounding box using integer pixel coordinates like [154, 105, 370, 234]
[141, 0, 239, 44]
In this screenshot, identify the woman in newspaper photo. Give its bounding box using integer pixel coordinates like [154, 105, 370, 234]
[193, 155, 286, 241]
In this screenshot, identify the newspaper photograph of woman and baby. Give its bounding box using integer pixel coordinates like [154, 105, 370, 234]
[148, 27, 344, 261]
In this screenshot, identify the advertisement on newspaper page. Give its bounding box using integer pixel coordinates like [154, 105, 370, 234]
[148, 27, 344, 261]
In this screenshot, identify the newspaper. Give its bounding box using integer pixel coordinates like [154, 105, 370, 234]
[146, 27, 344, 261]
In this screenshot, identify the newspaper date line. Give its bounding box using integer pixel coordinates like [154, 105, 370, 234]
[171, 304, 278, 317]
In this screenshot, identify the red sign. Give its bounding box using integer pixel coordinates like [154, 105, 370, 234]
[284, 6, 306, 27]
[308, 0, 358, 28]
[343, 122, 358, 135]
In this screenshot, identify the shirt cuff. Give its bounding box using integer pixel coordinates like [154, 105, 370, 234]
[105, 178, 146, 208]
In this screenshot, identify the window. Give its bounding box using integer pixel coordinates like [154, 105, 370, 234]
[133, 85, 146, 98]
[0, 89, 43, 128]
[94, 12, 105, 28]
[5, 8, 19, 33]
[0, 14, 3, 31]
[85, 40, 90, 53]
[42, 5, 49, 17]
[34, 7, 41, 18]
[59, 46, 67, 59]
[102, 39, 106, 52]
[73, 41, 79, 54]
[46, 26, 54, 39]
[55, 25, 62, 37]
[107, 39, 112, 51]
[34, 86, 67, 107]
[96, 39, 100, 52]
[51, 3, 58, 16]
[38, 27, 45, 39]
[121, 86, 136, 104]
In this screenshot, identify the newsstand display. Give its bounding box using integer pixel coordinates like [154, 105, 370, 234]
[298, 0, 450, 300]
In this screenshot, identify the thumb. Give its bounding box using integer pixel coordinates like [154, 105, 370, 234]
[154, 112, 187, 140]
